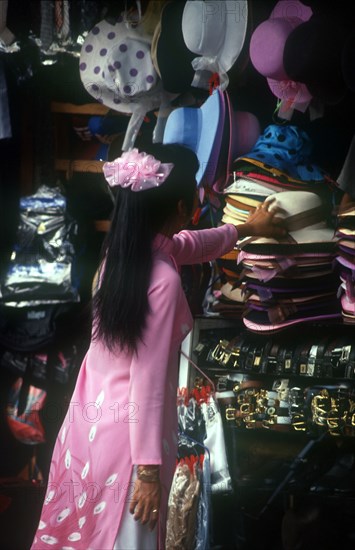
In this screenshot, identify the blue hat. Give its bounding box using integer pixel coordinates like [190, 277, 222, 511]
[163, 88, 225, 187]
[242, 124, 325, 182]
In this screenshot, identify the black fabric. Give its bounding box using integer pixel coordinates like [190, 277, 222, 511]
[156, 0, 195, 94]
[0, 304, 72, 352]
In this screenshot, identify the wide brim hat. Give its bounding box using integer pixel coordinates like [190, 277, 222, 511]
[154, 0, 195, 93]
[239, 190, 336, 245]
[79, 15, 177, 150]
[249, 0, 313, 109]
[225, 92, 261, 167]
[163, 88, 226, 187]
[214, 92, 261, 192]
[182, 0, 248, 90]
[283, 15, 348, 104]
[243, 308, 341, 333]
[224, 177, 280, 197]
[236, 124, 326, 183]
[250, 1, 312, 80]
[80, 17, 162, 114]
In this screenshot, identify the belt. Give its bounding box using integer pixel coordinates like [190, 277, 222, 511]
[259, 339, 274, 374]
[314, 338, 330, 377]
[292, 341, 313, 376]
[322, 337, 348, 377]
[275, 344, 292, 375]
[338, 344, 355, 378]
[225, 387, 293, 431]
[265, 341, 282, 375]
[244, 339, 265, 373]
[212, 334, 248, 369]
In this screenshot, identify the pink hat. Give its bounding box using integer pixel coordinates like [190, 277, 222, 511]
[249, 0, 313, 117]
[226, 92, 261, 163]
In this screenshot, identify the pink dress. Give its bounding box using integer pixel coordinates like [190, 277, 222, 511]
[31, 224, 238, 550]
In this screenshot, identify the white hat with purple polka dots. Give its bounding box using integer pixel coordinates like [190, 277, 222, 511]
[79, 15, 178, 150]
[80, 16, 163, 115]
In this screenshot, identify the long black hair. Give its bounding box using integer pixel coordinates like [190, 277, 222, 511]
[92, 143, 199, 354]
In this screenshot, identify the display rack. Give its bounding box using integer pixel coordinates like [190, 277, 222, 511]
[51, 101, 112, 232]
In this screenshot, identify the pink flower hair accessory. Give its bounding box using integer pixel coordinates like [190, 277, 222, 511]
[103, 148, 174, 191]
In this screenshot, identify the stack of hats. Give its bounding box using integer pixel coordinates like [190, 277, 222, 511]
[213, 123, 342, 329]
[217, 173, 279, 317]
[335, 204, 355, 325]
[238, 190, 341, 332]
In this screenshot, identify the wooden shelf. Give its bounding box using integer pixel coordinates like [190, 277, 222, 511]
[51, 102, 110, 115]
[55, 159, 105, 174]
[52, 102, 112, 234]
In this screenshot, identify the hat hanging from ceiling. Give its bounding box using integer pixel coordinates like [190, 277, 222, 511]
[236, 124, 326, 183]
[163, 88, 226, 189]
[225, 92, 261, 168]
[79, 14, 176, 150]
[249, 0, 313, 119]
[283, 14, 348, 105]
[152, 0, 196, 94]
[181, 0, 249, 91]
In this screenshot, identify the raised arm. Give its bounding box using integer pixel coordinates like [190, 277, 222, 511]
[171, 224, 238, 266]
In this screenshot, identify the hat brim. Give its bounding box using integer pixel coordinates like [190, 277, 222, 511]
[270, 0, 312, 21]
[163, 88, 225, 186]
[243, 310, 341, 333]
[80, 19, 163, 114]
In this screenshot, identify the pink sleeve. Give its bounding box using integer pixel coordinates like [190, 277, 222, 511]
[128, 270, 180, 465]
[171, 224, 238, 265]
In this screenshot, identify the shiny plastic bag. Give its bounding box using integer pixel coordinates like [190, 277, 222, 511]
[166, 460, 201, 550]
[0, 186, 79, 306]
[195, 453, 211, 550]
[200, 394, 233, 494]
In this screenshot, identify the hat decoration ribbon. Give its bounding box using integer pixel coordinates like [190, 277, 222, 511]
[103, 148, 174, 191]
[191, 56, 229, 92]
[274, 80, 312, 120]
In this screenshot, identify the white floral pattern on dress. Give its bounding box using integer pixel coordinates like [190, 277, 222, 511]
[105, 473, 118, 486]
[81, 461, 90, 479]
[88, 425, 97, 442]
[56, 508, 71, 523]
[68, 532, 81, 541]
[40, 535, 58, 545]
[93, 501, 107, 515]
[38, 520, 47, 530]
[64, 449, 71, 469]
[78, 516, 86, 529]
[95, 390, 105, 407]
[78, 491, 87, 509]
[60, 426, 66, 444]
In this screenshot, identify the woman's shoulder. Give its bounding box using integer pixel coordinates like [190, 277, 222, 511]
[149, 256, 181, 294]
